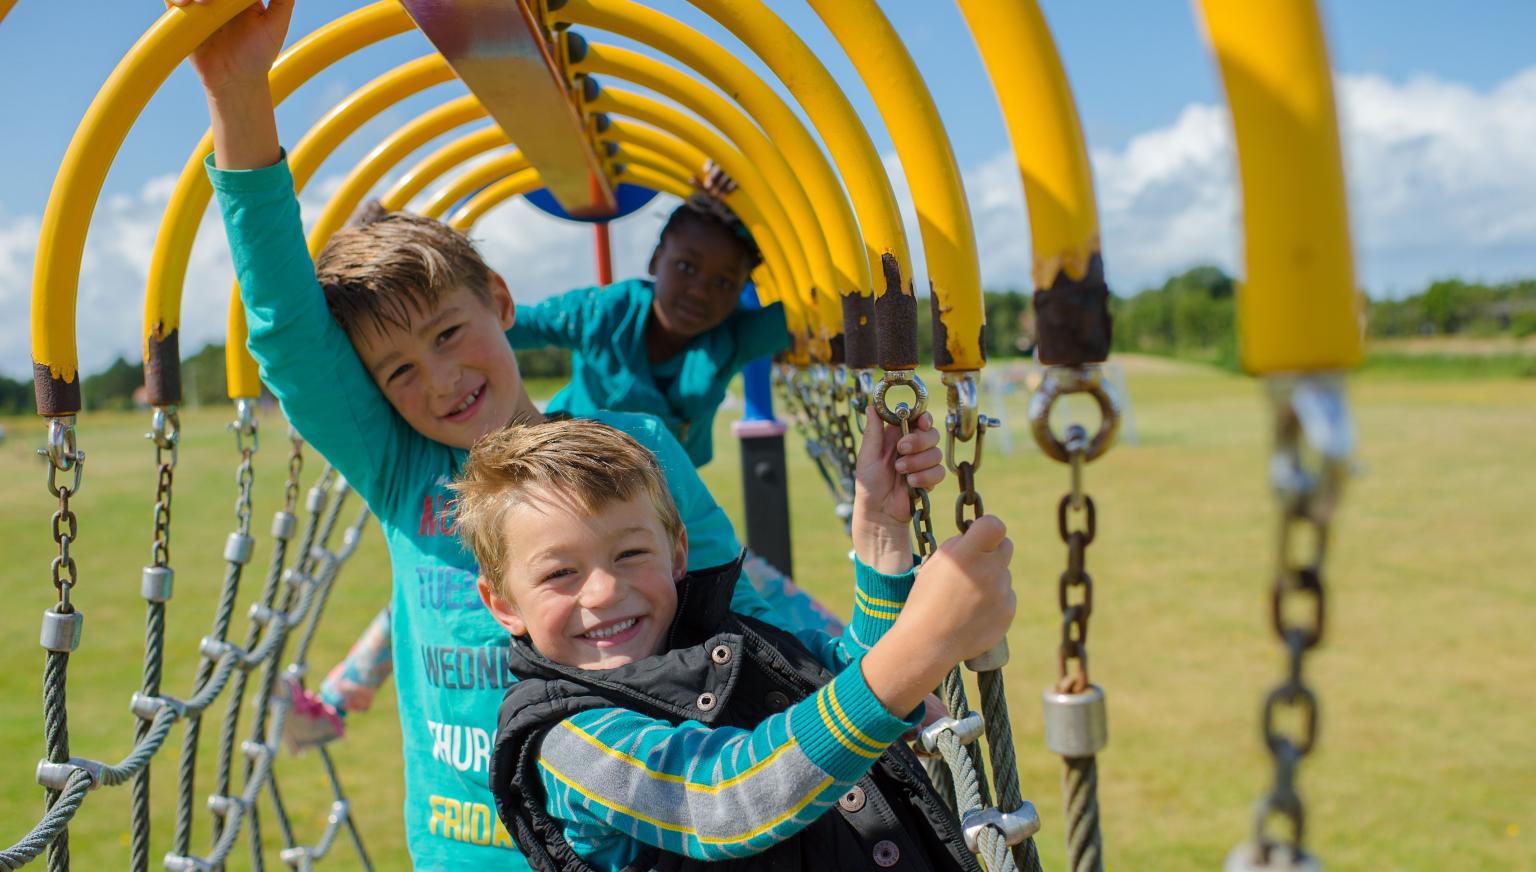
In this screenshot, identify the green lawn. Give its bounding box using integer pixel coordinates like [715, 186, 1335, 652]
[1, 356, 1531, 870]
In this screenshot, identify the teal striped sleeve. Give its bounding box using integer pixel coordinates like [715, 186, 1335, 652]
[792, 557, 916, 672]
[205, 153, 424, 510]
[536, 662, 918, 866]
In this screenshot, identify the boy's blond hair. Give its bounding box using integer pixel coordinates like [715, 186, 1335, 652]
[316, 208, 493, 342]
[451, 420, 685, 589]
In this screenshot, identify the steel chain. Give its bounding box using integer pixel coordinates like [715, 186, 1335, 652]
[1056, 426, 1096, 694]
[1250, 484, 1329, 859]
[898, 412, 939, 561]
[43, 424, 84, 611]
[283, 429, 305, 514]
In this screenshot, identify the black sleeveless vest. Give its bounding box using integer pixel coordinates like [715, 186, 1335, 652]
[488, 558, 980, 872]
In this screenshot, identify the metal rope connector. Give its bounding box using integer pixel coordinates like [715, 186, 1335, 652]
[271, 510, 298, 541]
[205, 794, 247, 818]
[164, 852, 215, 872]
[199, 636, 250, 665]
[224, 532, 255, 565]
[130, 692, 187, 722]
[39, 607, 83, 652]
[248, 604, 289, 629]
[35, 757, 102, 792]
[1224, 841, 1321, 872]
[1042, 685, 1108, 758]
[918, 712, 985, 755]
[871, 368, 928, 425]
[141, 565, 175, 603]
[961, 803, 1041, 852]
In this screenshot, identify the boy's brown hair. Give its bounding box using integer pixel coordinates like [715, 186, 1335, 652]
[451, 419, 685, 590]
[316, 206, 493, 342]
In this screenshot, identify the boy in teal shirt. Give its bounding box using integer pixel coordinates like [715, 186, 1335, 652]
[176, 1, 939, 867]
[510, 193, 787, 467]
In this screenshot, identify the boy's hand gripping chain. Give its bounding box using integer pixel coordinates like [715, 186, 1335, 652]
[1028, 365, 1122, 872]
[1225, 375, 1350, 872]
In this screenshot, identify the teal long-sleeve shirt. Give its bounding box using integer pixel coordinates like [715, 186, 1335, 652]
[536, 558, 922, 869]
[207, 154, 783, 870]
[508, 279, 789, 467]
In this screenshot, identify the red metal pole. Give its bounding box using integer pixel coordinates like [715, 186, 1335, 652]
[594, 220, 614, 285]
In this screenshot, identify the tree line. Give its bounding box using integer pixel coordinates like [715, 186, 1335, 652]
[4, 271, 1529, 415]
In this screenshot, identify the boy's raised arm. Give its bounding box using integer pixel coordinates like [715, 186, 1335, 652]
[188, 0, 424, 508]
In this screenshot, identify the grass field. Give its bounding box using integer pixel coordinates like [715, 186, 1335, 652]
[1, 355, 1532, 871]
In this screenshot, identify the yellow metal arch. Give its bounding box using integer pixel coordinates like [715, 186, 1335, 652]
[141, 0, 413, 405]
[32, 0, 253, 412]
[583, 83, 831, 358]
[805, 0, 984, 372]
[309, 95, 489, 253]
[1196, 1, 1361, 373]
[420, 151, 532, 220]
[677, 0, 916, 369]
[603, 135, 794, 314]
[447, 168, 544, 230]
[382, 126, 511, 210]
[956, 0, 1099, 294]
[569, 40, 842, 350]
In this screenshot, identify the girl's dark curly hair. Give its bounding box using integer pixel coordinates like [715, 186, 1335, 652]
[657, 193, 764, 269]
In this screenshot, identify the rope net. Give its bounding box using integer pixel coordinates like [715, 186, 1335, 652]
[5, 405, 374, 872]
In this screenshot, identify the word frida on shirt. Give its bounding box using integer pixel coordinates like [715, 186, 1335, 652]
[419, 492, 458, 537]
[416, 565, 483, 611]
[426, 718, 492, 774]
[426, 793, 516, 849]
[419, 643, 514, 691]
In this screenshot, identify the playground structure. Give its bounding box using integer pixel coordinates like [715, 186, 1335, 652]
[13, 1, 1362, 871]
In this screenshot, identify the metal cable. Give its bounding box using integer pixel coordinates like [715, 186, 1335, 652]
[977, 670, 1043, 872]
[42, 651, 70, 872]
[940, 669, 993, 808]
[0, 773, 91, 871]
[1063, 757, 1101, 872]
[934, 728, 1014, 872]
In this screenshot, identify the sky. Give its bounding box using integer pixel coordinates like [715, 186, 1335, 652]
[2, 0, 1535, 379]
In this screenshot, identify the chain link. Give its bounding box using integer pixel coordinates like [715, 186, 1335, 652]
[41, 419, 85, 612]
[283, 428, 305, 514]
[1055, 427, 1097, 694]
[898, 411, 939, 561]
[148, 408, 179, 568]
[1236, 375, 1350, 866]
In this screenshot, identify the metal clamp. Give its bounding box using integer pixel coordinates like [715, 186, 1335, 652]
[241, 740, 274, 764]
[141, 565, 174, 603]
[130, 691, 187, 722]
[199, 636, 250, 664]
[961, 803, 1041, 851]
[964, 639, 1010, 673]
[871, 369, 928, 425]
[917, 711, 985, 755]
[1027, 365, 1121, 463]
[163, 854, 215, 872]
[1042, 684, 1109, 758]
[1224, 842, 1322, 872]
[40, 607, 84, 652]
[206, 794, 247, 819]
[36, 757, 103, 792]
[224, 532, 255, 565]
[271, 510, 297, 541]
[248, 604, 288, 629]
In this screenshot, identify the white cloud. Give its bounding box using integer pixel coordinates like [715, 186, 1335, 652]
[888, 66, 1536, 300]
[6, 65, 1536, 381]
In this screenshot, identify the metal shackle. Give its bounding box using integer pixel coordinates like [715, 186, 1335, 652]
[1042, 684, 1108, 758]
[1026, 365, 1121, 463]
[871, 369, 928, 425]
